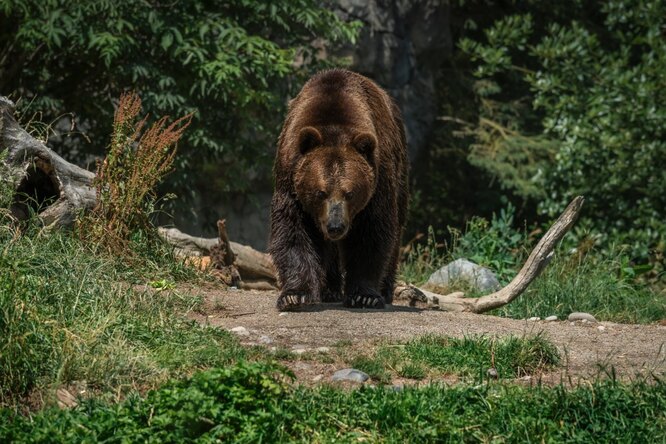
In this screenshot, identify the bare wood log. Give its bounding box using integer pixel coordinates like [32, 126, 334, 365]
[395, 196, 584, 313]
[157, 226, 277, 287]
[0, 96, 96, 227]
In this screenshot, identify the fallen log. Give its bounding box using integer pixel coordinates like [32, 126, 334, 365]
[157, 226, 277, 289]
[395, 196, 584, 312]
[0, 96, 96, 227]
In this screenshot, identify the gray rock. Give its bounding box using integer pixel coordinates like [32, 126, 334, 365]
[316, 347, 331, 353]
[527, 317, 541, 321]
[229, 326, 249, 336]
[568, 312, 597, 323]
[487, 368, 499, 379]
[427, 259, 501, 293]
[545, 315, 558, 322]
[332, 368, 370, 383]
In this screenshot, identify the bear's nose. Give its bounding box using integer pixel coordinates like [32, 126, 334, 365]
[326, 221, 346, 238]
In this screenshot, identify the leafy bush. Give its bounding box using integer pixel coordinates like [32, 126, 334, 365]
[449, 202, 528, 284]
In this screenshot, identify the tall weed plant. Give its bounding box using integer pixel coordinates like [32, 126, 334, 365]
[77, 92, 192, 255]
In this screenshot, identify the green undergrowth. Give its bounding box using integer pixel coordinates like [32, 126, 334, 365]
[346, 334, 559, 384]
[0, 225, 251, 407]
[400, 213, 666, 324]
[492, 252, 666, 323]
[1, 362, 664, 443]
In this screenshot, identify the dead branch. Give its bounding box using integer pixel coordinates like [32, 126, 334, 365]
[395, 196, 584, 312]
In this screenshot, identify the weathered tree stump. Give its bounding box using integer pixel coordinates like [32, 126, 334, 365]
[0, 96, 96, 227]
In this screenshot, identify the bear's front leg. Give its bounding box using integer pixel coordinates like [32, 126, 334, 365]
[341, 217, 395, 309]
[269, 191, 326, 311]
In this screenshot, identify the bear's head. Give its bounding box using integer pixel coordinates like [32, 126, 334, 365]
[293, 126, 377, 241]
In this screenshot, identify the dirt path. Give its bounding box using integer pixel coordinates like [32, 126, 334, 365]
[188, 287, 666, 384]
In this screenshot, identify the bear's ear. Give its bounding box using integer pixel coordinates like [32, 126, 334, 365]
[352, 132, 377, 162]
[298, 126, 323, 155]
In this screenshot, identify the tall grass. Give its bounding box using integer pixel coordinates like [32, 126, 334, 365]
[494, 251, 666, 323]
[346, 334, 560, 384]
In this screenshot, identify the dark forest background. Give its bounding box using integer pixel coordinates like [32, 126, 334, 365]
[1, 0, 664, 272]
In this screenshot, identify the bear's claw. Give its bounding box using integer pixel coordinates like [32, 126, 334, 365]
[277, 293, 311, 311]
[344, 293, 385, 309]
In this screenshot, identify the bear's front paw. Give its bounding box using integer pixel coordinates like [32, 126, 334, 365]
[322, 289, 342, 303]
[343, 290, 385, 309]
[276, 293, 311, 311]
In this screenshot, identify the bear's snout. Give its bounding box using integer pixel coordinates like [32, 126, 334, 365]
[324, 201, 348, 241]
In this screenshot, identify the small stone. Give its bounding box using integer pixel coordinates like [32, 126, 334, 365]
[279, 312, 288, 317]
[259, 335, 273, 344]
[312, 374, 324, 382]
[230, 286, 239, 291]
[545, 315, 558, 322]
[316, 346, 330, 353]
[331, 368, 370, 383]
[527, 317, 541, 321]
[568, 312, 597, 323]
[487, 368, 498, 379]
[229, 326, 249, 336]
[597, 325, 606, 331]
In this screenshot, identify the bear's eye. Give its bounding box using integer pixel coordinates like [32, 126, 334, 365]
[316, 190, 327, 200]
[344, 191, 354, 200]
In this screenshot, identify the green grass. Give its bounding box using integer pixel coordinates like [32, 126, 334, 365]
[2, 362, 664, 443]
[342, 334, 559, 384]
[0, 226, 250, 407]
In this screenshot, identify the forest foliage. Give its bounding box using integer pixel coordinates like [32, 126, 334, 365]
[1, 0, 663, 275]
[0, 0, 359, 194]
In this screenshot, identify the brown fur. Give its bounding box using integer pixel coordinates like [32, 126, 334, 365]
[269, 69, 409, 311]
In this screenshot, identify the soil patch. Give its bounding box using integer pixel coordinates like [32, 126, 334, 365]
[188, 287, 666, 385]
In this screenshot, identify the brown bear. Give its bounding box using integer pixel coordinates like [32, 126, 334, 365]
[269, 69, 408, 311]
